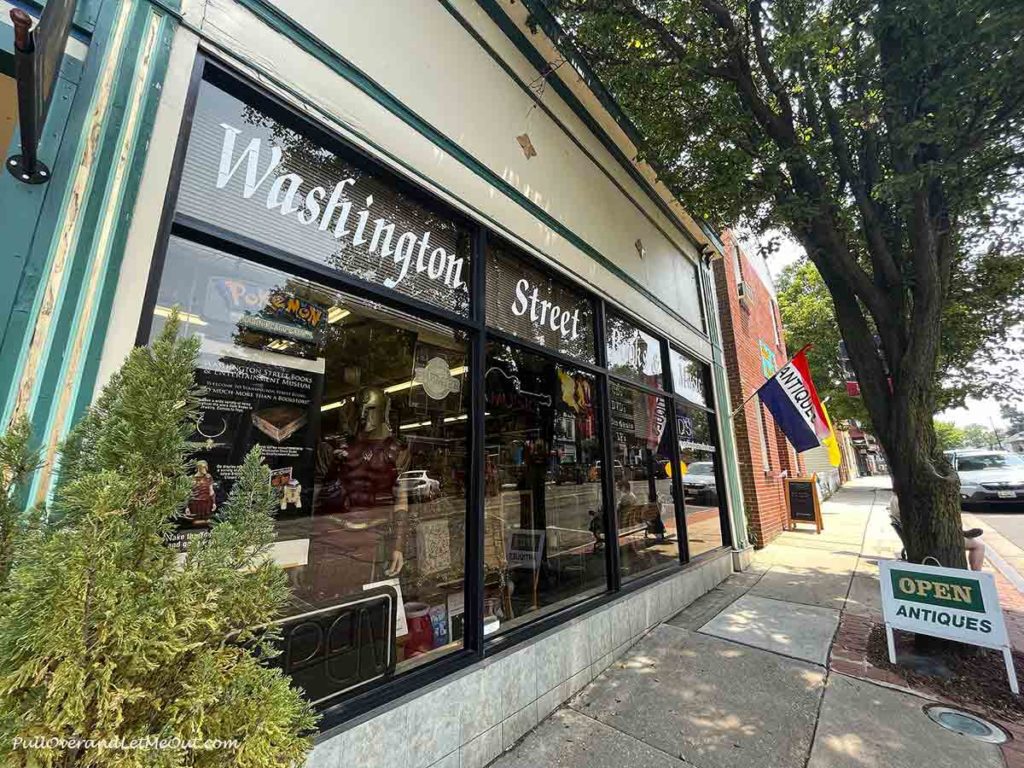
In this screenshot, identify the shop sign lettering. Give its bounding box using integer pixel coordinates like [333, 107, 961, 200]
[510, 277, 582, 341]
[214, 124, 466, 293]
[879, 560, 1018, 692]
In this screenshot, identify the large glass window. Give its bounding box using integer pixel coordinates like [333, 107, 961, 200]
[151, 237, 469, 704]
[677, 404, 725, 556]
[609, 381, 678, 578]
[606, 313, 664, 389]
[483, 342, 605, 631]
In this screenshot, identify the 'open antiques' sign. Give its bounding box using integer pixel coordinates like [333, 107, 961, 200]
[879, 560, 1018, 693]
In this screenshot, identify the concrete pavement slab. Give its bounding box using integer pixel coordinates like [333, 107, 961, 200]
[489, 708, 693, 768]
[571, 624, 825, 768]
[807, 673, 1004, 768]
[844, 574, 882, 618]
[748, 564, 853, 610]
[753, 546, 859, 572]
[666, 573, 761, 631]
[698, 594, 839, 665]
[772, 535, 865, 554]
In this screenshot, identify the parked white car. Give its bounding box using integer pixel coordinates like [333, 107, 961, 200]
[682, 461, 718, 504]
[947, 449, 1024, 507]
[396, 470, 440, 500]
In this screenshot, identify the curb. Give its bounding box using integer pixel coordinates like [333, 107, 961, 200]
[985, 545, 1024, 596]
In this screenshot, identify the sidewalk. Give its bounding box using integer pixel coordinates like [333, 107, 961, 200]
[490, 477, 1017, 768]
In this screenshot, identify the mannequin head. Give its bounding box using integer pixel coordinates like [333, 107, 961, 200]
[358, 387, 391, 438]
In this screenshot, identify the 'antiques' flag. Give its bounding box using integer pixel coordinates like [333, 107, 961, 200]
[756, 346, 831, 452]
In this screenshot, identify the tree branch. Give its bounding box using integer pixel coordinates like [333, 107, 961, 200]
[814, 80, 903, 292]
[748, 0, 795, 127]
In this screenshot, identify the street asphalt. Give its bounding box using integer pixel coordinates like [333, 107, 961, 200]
[974, 507, 1024, 551]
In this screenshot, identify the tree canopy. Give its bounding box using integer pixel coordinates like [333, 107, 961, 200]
[540, 0, 1024, 563]
[542, 0, 1024, 407]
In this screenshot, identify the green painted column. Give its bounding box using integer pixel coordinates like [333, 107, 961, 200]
[701, 258, 750, 551]
[0, 0, 179, 505]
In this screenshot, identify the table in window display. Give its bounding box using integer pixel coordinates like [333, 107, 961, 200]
[151, 238, 469, 703]
[676, 405, 724, 556]
[608, 381, 679, 578]
[482, 342, 607, 631]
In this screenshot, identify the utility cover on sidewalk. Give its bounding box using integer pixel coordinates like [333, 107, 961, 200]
[924, 705, 1007, 744]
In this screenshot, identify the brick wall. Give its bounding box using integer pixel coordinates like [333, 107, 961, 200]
[713, 231, 802, 548]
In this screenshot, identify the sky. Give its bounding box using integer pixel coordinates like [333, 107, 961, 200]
[745, 230, 1013, 432]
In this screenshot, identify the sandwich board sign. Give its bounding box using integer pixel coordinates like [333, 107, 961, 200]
[879, 560, 1018, 693]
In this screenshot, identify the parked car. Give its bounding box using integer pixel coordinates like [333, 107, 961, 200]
[681, 461, 718, 505]
[396, 470, 440, 500]
[590, 460, 624, 482]
[947, 449, 1024, 507]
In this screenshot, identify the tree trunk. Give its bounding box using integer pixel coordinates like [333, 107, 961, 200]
[890, 444, 965, 568]
[867, 346, 966, 569]
[794, 214, 966, 570]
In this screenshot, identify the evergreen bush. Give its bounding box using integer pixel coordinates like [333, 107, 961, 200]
[0, 316, 317, 767]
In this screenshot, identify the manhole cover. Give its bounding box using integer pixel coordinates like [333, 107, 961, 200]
[924, 705, 1007, 744]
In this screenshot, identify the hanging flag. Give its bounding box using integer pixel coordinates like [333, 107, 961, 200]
[820, 400, 842, 467]
[756, 346, 830, 452]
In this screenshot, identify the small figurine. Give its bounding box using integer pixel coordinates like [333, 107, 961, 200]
[281, 478, 303, 510]
[187, 461, 217, 523]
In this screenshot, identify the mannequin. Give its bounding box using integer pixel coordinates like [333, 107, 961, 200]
[333, 387, 411, 577]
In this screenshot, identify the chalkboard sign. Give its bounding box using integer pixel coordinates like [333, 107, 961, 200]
[785, 476, 822, 533]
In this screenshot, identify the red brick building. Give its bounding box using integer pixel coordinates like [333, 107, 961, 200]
[713, 231, 802, 547]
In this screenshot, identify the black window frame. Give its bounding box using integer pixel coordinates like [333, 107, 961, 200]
[136, 53, 733, 733]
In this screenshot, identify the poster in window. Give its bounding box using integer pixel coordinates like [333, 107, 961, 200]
[168, 344, 324, 549]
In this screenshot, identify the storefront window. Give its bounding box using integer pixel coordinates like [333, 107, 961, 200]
[483, 342, 605, 630]
[606, 313, 663, 389]
[677, 404, 725, 556]
[484, 243, 595, 364]
[151, 237, 469, 705]
[609, 381, 677, 577]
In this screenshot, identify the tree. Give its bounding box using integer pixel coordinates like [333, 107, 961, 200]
[0, 316, 316, 767]
[962, 423, 999, 450]
[1000, 402, 1024, 435]
[0, 417, 37, 588]
[541, 0, 1024, 567]
[933, 420, 965, 452]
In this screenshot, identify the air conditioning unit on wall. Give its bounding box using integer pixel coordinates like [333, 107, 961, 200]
[737, 280, 752, 303]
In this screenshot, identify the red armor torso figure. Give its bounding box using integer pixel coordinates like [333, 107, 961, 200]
[187, 460, 217, 523]
[334, 434, 405, 510]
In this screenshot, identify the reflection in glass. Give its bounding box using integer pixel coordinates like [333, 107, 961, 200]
[609, 382, 678, 578]
[152, 237, 468, 702]
[669, 347, 707, 407]
[606, 314, 663, 389]
[677, 405, 725, 556]
[483, 342, 606, 631]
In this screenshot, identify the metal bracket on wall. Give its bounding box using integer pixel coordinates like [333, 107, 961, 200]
[6, 1, 78, 184]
